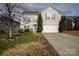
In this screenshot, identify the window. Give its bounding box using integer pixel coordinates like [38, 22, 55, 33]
[45, 13, 55, 20]
[23, 18, 26, 22]
[51, 14, 55, 19]
[27, 17, 31, 23]
[27, 26, 29, 29]
[33, 18, 37, 22]
[24, 26, 26, 29]
[46, 13, 51, 20]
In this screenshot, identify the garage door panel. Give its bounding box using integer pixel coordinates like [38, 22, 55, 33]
[43, 26, 58, 33]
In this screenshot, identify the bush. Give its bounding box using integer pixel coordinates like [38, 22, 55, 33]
[58, 20, 64, 32]
[37, 14, 43, 32]
[25, 29, 30, 32]
[0, 30, 5, 34]
[18, 29, 24, 33]
[58, 16, 66, 32]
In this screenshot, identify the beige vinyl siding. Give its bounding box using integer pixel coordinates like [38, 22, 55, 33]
[41, 7, 61, 26]
[41, 7, 61, 32]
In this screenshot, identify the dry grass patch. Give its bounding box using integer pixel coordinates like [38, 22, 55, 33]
[1, 42, 59, 56]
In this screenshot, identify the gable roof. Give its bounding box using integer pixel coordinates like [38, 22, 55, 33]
[22, 6, 61, 15]
[22, 11, 39, 15]
[39, 6, 61, 14]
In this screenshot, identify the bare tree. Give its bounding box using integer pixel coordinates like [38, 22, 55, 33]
[0, 3, 23, 38]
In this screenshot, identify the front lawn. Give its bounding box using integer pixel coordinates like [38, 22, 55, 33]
[0, 32, 59, 56]
[0, 32, 39, 54]
[0, 32, 19, 39]
[0, 33, 9, 39]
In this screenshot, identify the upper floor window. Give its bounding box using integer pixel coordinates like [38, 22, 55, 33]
[27, 17, 31, 23]
[46, 13, 51, 20]
[23, 18, 26, 22]
[51, 14, 55, 19]
[22, 17, 31, 24]
[45, 13, 55, 20]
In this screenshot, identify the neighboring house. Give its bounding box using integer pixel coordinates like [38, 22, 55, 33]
[73, 16, 79, 30]
[66, 16, 79, 30]
[0, 19, 20, 33]
[65, 18, 73, 31]
[20, 7, 61, 33]
[66, 16, 75, 30]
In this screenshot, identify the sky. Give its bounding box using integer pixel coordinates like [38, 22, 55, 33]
[20, 3, 79, 16]
[0, 3, 79, 16]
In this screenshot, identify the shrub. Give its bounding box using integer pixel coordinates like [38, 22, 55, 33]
[37, 14, 43, 32]
[18, 29, 24, 33]
[58, 20, 64, 32]
[25, 29, 30, 32]
[59, 16, 66, 32]
[0, 30, 5, 34]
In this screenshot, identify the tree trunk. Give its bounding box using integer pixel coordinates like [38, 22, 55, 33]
[9, 26, 12, 38]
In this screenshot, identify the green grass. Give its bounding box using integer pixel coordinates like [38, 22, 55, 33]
[0, 32, 39, 54]
[0, 33, 9, 39]
[0, 32, 19, 39]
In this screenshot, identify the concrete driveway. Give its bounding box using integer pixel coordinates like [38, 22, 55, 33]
[44, 33, 79, 56]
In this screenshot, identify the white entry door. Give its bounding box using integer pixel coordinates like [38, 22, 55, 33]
[33, 24, 37, 32]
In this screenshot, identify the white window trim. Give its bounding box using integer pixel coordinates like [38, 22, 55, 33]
[27, 17, 31, 23]
[46, 13, 55, 20]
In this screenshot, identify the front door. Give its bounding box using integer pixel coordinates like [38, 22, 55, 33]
[33, 24, 37, 32]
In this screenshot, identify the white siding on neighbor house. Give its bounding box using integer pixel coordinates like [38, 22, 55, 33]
[41, 7, 61, 32]
[20, 14, 38, 32]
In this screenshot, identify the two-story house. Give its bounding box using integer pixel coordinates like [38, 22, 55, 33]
[20, 7, 61, 33]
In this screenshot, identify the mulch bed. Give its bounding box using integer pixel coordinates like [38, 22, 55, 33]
[40, 39, 59, 56]
[35, 33, 59, 56]
[63, 31, 79, 37]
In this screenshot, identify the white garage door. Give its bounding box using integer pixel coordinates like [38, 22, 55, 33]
[43, 25, 58, 33]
